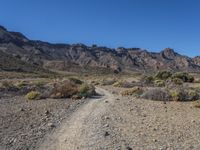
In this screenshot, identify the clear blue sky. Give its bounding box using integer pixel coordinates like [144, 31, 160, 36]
[0, 0, 199, 57]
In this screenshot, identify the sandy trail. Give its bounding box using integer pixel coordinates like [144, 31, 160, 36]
[39, 87, 114, 150]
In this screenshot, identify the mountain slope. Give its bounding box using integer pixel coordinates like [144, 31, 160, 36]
[0, 25, 199, 73]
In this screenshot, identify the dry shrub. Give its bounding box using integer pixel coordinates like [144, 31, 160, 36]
[193, 100, 200, 108]
[101, 78, 116, 86]
[121, 87, 143, 96]
[68, 77, 83, 84]
[26, 91, 41, 100]
[141, 88, 170, 101]
[113, 80, 134, 88]
[78, 83, 95, 98]
[50, 80, 78, 99]
[154, 80, 165, 87]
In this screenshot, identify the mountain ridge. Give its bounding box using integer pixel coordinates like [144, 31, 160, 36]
[0, 25, 200, 73]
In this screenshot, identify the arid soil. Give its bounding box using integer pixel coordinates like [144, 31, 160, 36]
[0, 96, 87, 150]
[39, 86, 200, 150]
[1, 86, 200, 150]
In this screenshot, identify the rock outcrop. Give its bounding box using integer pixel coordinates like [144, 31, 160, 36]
[0, 25, 199, 73]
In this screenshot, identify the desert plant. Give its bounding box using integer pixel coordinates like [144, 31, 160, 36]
[140, 88, 170, 101]
[101, 78, 116, 86]
[50, 81, 78, 99]
[113, 80, 134, 88]
[15, 81, 27, 88]
[172, 78, 183, 85]
[155, 71, 172, 80]
[26, 91, 41, 100]
[193, 100, 200, 108]
[169, 89, 185, 101]
[143, 76, 154, 84]
[1, 80, 14, 88]
[121, 87, 143, 96]
[172, 72, 194, 82]
[68, 77, 83, 85]
[154, 80, 165, 87]
[187, 89, 199, 101]
[78, 83, 95, 97]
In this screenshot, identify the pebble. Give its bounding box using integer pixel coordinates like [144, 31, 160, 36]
[153, 139, 157, 142]
[20, 108, 25, 111]
[191, 120, 195, 123]
[104, 124, 109, 127]
[104, 131, 110, 137]
[126, 146, 133, 150]
[105, 116, 110, 119]
[47, 123, 55, 128]
[104, 100, 108, 103]
[129, 108, 134, 111]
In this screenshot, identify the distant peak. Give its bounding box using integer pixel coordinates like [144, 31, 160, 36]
[162, 48, 176, 59]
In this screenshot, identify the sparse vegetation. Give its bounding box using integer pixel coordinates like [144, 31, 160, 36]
[155, 71, 172, 80]
[121, 87, 143, 96]
[172, 72, 194, 83]
[193, 100, 200, 108]
[141, 88, 170, 101]
[78, 83, 95, 97]
[113, 80, 134, 88]
[26, 91, 41, 100]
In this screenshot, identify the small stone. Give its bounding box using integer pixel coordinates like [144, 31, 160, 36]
[192, 120, 195, 123]
[116, 98, 120, 100]
[104, 131, 110, 137]
[104, 124, 109, 127]
[153, 128, 157, 131]
[105, 116, 109, 119]
[104, 100, 108, 103]
[45, 110, 50, 115]
[129, 108, 133, 111]
[126, 146, 133, 150]
[47, 123, 55, 128]
[20, 108, 25, 111]
[153, 139, 157, 142]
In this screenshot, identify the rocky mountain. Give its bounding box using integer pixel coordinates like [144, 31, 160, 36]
[0, 25, 199, 73]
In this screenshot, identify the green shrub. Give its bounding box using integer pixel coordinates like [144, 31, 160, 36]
[154, 80, 165, 87]
[172, 72, 194, 83]
[144, 76, 154, 84]
[121, 87, 143, 96]
[170, 90, 185, 101]
[68, 77, 83, 85]
[78, 83, 95, 97]
[15, 81, 27, 88]
[26, 91, 41, 100]
[155, 71, 172, 80]
[187, 90, 199, 101]
[172, 78, 183, 85]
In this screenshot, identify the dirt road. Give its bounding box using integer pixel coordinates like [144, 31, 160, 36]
[39, 87, 115, 150]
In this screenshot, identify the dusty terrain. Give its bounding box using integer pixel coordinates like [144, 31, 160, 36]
[39, 86, 200, 150]
[1, 83, 200, 150]
[0, 94, 87, 150]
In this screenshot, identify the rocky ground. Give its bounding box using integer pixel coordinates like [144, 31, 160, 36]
[1, 85, 200, 150]
[39, 86, 200, 150]
[0, 95, 87, 150]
